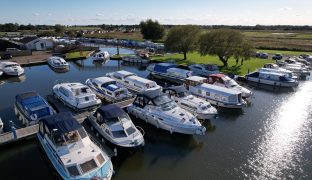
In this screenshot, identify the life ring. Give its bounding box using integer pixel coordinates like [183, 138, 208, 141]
[30, 113, 38, 121]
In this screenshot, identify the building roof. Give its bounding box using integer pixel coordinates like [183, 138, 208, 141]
[19, 36, 38, 44]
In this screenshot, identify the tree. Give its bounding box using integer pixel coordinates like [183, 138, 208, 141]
[199, 29, 252, 67]
[165, 25, 201, 60]
[139, 19, 164, 41]
[54, 24, 65, 34]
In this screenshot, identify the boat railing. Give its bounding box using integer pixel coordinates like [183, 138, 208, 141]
[136, 126, 145, 136]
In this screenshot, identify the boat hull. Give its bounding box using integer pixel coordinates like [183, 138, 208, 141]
[3, 69, 24, 76]
[128, 106, 205, 135]
[246, 77, 298, 87]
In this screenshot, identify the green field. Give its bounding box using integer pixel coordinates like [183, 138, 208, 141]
[65, 51, 92, 60]
[151, 52, 275, 75]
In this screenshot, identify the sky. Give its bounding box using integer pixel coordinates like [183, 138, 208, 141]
[1, 0, 312, 25]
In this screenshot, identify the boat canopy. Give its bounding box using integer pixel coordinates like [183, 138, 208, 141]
[96, 104, 126, 120]
[16, 92, 47, 109]
[153, 63, 177, 73]
[41, 112, 81, 134]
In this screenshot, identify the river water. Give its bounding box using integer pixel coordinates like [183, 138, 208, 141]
[0, 47, 311, 180]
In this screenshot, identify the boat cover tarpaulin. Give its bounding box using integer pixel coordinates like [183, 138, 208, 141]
[154, 63, 177, 73]
[41, 112, 81, 134]
[97, 104, 126, 120]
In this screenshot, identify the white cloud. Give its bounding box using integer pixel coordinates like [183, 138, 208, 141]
[33, 13, 40, 16]
[278, 7, 293, 12]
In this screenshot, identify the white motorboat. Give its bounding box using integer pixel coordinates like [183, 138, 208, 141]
[86, 76, 132, 102]
[92, 51, 110, 61]
[106, 70, 161, 93]
[88, 105, 145, 148]
[246, 71, 299, 87]
[48, 56, 69, 70]
[127, 89, 206, 135]
[0, 61, 24, 76]
[0, 117, 3, 134]
[206, 74, 252, 98]
[37, 112, 113, 180]
[163, 86, 218, 120]
[147, 63, 192, 83]
[188, 64, 219, 77]
[53, 82, 101, 111]
[0, 70, 3, 77]
[14, 92, 54, 126]
[185, 76, 246, 109]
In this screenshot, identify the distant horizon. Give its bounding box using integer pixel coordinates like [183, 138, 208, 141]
[1, 0, 312, 26]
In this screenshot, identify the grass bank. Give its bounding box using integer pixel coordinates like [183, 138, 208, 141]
[65, 51, 93, 60]
[151, 52, 275, 75]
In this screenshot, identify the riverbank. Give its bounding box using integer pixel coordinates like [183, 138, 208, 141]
[151, 52, 275, 75]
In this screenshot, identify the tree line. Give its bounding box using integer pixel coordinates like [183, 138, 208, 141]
[1, 23, 312, 32]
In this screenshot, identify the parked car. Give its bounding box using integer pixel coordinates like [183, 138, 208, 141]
[272, 53, 283, 60]
[256, 52, 269, 59]
[299, 54, 310, 59]
[52, 53, 66, 59]
[1, 53, 13, 60]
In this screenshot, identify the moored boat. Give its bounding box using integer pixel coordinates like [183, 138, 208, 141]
[48, 56, 70, 70]
[14, 92, 54, 126]
[184, 76, 246, 109]
[245, 71, 299, 87]
[163, 86, 218, 120]
[37, 112, 113, 180]
[147, 63, 192, 83]
[106, 70, 161, 93]
[53, 82, 101, 111]
[127, 89, 206, 135]
[188, 64, 219, 77]
[0, 61, 24, 76]
[86, 76, 132, 102]
[0, 117, 3, 133]
[92, 51, 110, 61]
[88, 104, 145, 148]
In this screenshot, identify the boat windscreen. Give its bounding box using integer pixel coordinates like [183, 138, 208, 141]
[153, 95, 172, 106]
[53, 130, 81, 146]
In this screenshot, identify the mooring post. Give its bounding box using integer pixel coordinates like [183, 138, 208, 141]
[10, 121, 17, 139]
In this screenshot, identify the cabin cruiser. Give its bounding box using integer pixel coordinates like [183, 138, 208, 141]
[48, 56, 69, 70]
[14, 92, 54, 126]
[86, 76, 132, 102]
[260, 65, 297, 79]
[53, 82, 101, 111]
[92, 51, 110, 61]
[246, 71, 298, 87]
[163, 86, 217, 120]
[88, 105, 145, 148]
[37, 112, 113, 180]
[106, 70, 161, 93]
[184, 76, 246, 108]
[0, 70, 3, 77]
[206, 74, 252, 98]
[283, 64, 310, 77]
[147, 63, 192, 83]
[127, 89, 206, 135]
[0, 61, 24, 76]
[0, 117, 3, 133]
[188, 64, 219, 77]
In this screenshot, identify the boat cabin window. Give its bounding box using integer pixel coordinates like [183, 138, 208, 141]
[59, 87, 70, 97]
[153, 95, 177, 111]
[134, 96, 146, 108]
[67, 165, 80, 176]
[177, 91, 187, 98]
[113, 74, 122, 80]
[53, 129, 84, 146]
[198, 89, 202, 95]
[125, 126, 136, 135]
[206, 92, 210, 96]
[4, 64, 18, 68]
[92, 82, 98, 88]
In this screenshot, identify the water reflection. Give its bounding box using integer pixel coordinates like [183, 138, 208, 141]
[0, 75, 26, 85]
[242, 81, 312, 179]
